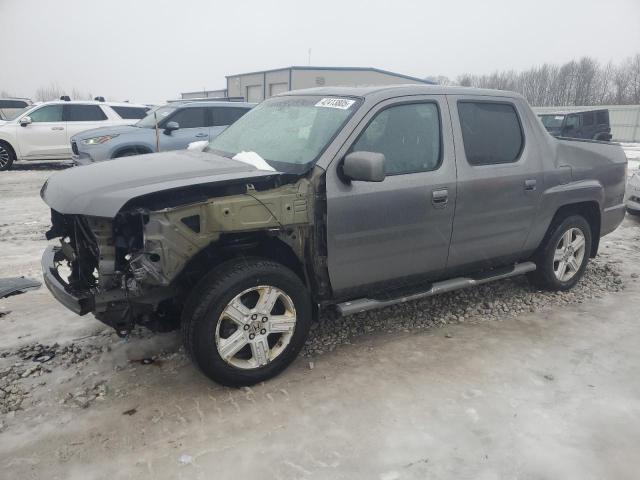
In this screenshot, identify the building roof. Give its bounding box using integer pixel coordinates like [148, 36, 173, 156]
[226, 66, 434, 84]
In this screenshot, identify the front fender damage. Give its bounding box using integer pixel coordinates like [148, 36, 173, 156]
[43, 178, 314, 335]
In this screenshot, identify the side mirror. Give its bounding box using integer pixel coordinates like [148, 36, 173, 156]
[164, 121, 179, 134]
[342, 151, 385, 182]
[20, 116, 32, 127]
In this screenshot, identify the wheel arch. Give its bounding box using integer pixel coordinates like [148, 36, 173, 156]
[540, 201, 601, 258]
[176, 232, 307, 290]
[111, 144, 154, 158]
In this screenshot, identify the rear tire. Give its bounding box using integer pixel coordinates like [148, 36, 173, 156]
[181, 257, 311, 387]
[0, 142, 15, 171]
[528, 215, 592, 291]
[627, 208, 640, 217]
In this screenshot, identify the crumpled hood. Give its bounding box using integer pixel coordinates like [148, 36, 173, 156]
[41, 150, 281, 218]
[71, 124, 142, 141]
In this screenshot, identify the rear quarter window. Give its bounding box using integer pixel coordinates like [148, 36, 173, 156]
[582, 111, 594, 126]
[457, 101, 524, 166]
[111, 106, 149, 119]
[596, 111, 608, 125]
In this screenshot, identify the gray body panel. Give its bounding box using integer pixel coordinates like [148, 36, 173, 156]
[325, 94, 457, 294]
[445, 94, 544, 271]
[305, 85, 627, 294]
[41, 150, 279, 218]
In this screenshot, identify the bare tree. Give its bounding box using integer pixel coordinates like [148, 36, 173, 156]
[448, 54, 639, 106]
[35, 82, 66, 102]
[425, 75, 453, 85]
[71, 88, 94, 101]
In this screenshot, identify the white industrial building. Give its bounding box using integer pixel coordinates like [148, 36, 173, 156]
[534, 105, 640, 142]
[182, 66, 432, 103]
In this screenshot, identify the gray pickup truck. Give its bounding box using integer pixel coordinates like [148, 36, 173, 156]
[40, 85, 627, 386]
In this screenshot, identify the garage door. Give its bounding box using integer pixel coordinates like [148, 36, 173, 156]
[269, 83, 289, 97]
[246, 85, 263, 103]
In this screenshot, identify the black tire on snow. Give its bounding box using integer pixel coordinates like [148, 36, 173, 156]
[0, 142, 15, 171]
[527, 215, 592, 291]
[181, 257, 312, 387]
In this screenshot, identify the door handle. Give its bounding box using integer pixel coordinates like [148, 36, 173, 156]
[432, 188, 449, 207]
[51, 126, 64, 131]
[524, 179, 537, 191]
[195, 133, 208, 138]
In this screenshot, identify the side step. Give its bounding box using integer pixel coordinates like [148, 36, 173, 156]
[335, 261, 536, 317]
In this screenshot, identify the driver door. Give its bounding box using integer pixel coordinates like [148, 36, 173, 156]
[325, 96, 456, 296]
[17, 105, 67, 159]
[159, 107, 209, 151]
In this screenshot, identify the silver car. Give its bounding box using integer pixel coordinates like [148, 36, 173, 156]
[71, 101, 254, 164]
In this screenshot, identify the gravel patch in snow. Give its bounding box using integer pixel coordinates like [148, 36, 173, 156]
[303, 257, 625, 356]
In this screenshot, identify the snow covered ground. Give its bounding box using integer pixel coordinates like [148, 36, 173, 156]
[1, 163, 640, 479]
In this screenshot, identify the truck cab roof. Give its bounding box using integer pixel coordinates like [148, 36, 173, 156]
[280, 84, 525, 100]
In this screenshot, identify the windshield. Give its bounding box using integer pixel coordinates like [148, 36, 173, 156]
[540, 114, 565, 129]
[136, 105, 176, 128]
[206, 95, 360, 174]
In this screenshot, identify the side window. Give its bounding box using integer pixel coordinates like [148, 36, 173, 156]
[211, 107, 250, 127]
[351, 103, 441, 175]
[168, 108, 207, 128]
[458, 101, 523, 165]
[565, 114, 580, 130]
[29, 105, 64, 122]
[0, 100, 28, 108]
[596, 111, 608, 125]
[582, 111, 594, 126]
[111, 106, 149, 119]
[65, 105, 108, 121]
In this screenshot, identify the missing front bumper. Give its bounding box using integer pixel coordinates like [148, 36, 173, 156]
[41, 246, 95, 315]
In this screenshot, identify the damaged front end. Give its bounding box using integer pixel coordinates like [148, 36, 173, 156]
[41, 178, 315, 336]
[43, 210, 180, 335]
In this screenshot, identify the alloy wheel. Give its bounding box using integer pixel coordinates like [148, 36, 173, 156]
[553, 227, 586, 282]
[215, 285, 297, 369]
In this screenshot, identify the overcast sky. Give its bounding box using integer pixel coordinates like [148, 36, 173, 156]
[1, 0, 639, 104]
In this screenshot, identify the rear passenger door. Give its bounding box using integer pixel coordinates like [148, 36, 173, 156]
[326, 96, 457, 295]
[64, 104, 110, 142]
[446, 96, 543, 272]
[159, 107, 209, 150]
[209, 107, 249, 139]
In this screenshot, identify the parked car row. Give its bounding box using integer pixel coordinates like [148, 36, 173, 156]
[0, 100, 150, 170]
[0, 98, 253, 171]
[71, 101, 253, 164]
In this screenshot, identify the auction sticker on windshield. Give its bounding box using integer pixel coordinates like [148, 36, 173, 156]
[315, 98, 356, 109]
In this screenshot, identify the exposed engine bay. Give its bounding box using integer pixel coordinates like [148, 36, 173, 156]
[43, 179, 315, 336]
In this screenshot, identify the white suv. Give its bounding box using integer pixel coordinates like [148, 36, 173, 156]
[0, 100, 150, 171]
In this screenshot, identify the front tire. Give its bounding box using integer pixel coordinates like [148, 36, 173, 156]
[528, 215, 592, 291]
[0, 142, 15, 171]
[181, 258, 311, 387]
